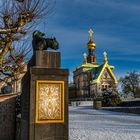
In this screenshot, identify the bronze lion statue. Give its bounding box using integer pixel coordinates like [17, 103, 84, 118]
[32, 30, 59, 53]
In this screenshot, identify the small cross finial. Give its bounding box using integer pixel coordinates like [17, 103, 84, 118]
[103, 51, 107, 57]
[88, 28, 93, 41]
[103, 51, 108, 63]
[83, 53, 87, 64]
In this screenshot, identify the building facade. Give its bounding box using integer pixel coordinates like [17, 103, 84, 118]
[73, 29, 118, 98]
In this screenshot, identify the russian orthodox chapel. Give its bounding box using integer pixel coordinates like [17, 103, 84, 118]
[73, 29, 118, 98]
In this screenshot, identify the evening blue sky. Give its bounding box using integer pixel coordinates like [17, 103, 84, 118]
[38, 0, 140, 81]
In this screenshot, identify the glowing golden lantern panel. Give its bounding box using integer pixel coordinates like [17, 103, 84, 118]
[36, 80, 64, 123]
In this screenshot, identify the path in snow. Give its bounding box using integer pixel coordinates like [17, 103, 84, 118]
[69, 105, 140, 140]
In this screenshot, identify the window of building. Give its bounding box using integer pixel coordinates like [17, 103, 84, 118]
[83, 74, 87, 81]
[77, 78, 80, 89]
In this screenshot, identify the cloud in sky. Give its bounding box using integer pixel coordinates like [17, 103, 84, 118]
[40, 0, 140, 79]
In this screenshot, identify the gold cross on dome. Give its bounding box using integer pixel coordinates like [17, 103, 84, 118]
[88, 28, 93, 40]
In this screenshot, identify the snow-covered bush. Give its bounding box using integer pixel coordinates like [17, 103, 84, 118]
[102, 88, 121, 107]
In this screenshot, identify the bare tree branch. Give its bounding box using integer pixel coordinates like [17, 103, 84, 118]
[0, 0, 54, 83]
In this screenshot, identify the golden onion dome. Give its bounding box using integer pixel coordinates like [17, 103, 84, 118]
[87, 40, 96, 49]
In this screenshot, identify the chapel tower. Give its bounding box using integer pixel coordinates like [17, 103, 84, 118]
[87, 29, 96, 63]
[72, 28, 118, 98]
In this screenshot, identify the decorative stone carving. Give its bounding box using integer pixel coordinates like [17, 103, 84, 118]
[36, 80, 64, 123]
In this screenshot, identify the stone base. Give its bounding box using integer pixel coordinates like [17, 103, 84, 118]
[94, 100, 102, 109]
[36, 50, 60, 68]
[20, 51, 69, 140]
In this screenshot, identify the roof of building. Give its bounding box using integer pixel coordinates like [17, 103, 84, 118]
[91, 62, 118, 84]
[92, 64, 104, 81]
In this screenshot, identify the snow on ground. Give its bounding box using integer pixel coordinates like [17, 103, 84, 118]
[69, 105, 140, 140]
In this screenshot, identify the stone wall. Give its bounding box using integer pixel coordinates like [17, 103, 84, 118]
[119, 100, 140, 107]
[103, 107, 140, 115]
[0, 94, 17, 140]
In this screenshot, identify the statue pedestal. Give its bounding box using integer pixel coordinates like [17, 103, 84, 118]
[20, 51, 69, 140]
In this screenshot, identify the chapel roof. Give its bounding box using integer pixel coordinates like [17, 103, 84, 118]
[91, 62, 118, 84]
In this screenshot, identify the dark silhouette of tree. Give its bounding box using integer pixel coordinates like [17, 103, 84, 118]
[119, 71, 140, 98]
[0, 0, 54, 83]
